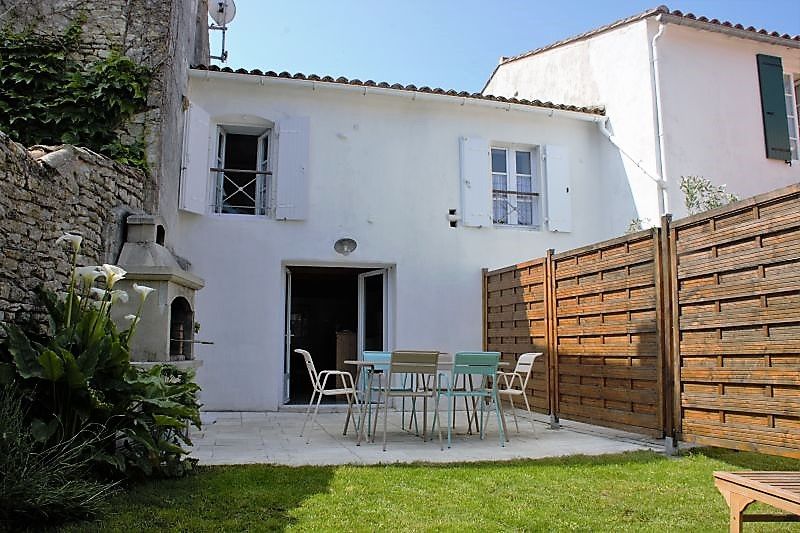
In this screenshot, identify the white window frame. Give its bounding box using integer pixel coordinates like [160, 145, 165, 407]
[785, 73, 800, 162]
[491, 145, 542, 228]
[213, 125, 274, 217]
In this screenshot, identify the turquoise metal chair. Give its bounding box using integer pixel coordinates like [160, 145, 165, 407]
[433, 351, 505, 448]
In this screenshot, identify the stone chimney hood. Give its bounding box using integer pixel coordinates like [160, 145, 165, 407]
[118, 214, 204, 290]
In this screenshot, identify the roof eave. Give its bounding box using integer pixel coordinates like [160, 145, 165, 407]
[659, 13, 800, 49]
[189, 67, 606, 120]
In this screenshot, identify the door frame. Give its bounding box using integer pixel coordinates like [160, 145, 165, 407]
[357, 268, 389, 358]
[281, 262, 395, 404]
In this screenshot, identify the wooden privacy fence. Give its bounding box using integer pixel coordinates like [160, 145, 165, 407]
[484, 183, 800, 458]
[670, 185, 800, 458]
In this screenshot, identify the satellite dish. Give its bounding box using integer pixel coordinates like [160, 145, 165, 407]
[209, 0, 236, 26]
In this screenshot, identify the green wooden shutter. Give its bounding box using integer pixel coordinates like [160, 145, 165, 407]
[756, 54, 791, 161]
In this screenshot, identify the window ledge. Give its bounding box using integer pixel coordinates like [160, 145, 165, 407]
[492, 224, 542, 232]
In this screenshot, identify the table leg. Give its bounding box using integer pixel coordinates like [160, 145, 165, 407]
[727, 492, 754, 533]
[357, 368, 373, 446]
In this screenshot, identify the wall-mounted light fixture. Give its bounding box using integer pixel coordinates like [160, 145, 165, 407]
[334, 238, 357, 255]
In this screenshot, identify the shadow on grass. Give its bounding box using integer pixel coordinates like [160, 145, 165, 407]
[684, 447, 800, 471]
[60, 465, 336, 532]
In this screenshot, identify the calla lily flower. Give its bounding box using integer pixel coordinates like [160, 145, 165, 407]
[90, 287, 108, 300]
[73, 266, 103, 287]
[124, 314, 137, 321]
[56, 232, 82, 252]
[133, 283, 156, 302]
[100, 264, 126, 289]
[111, 290, 129, 304]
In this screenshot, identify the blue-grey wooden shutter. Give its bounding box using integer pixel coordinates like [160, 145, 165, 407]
[275, 117, 310, 221]
[459, 137, 492, 227]
[545, 145, 571, 232]
[180, 102, 211, 214]
[756, 54, 791, 161]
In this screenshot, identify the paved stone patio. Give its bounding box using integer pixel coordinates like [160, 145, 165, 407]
[190, 407, 664, 466]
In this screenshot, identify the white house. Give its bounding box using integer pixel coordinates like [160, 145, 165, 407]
[484, 6, 800, 223]
[172, 6, 799, 411]
[176, 68, 630, 410]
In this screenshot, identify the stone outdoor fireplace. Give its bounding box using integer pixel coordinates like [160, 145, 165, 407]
[112, 215, 205, 368]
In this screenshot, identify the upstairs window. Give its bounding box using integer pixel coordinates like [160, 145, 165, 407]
[491, 146, 541, 227]
[213, 127, 271, 215]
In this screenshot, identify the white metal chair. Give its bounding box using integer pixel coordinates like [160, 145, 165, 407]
[294, 348, 359, 444]
[496, 352, 542, 434]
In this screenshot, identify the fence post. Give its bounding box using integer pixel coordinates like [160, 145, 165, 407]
[545, 248, 559, 429]
[659, 214, 677, 454]
[481, 268, 488, 351]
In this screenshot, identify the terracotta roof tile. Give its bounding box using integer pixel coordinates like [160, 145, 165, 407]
[190, 64, 605, 116]
[499, 5, 800, 66]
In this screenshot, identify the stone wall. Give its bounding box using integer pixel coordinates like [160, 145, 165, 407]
[0, 132, 144, 328]
[0, 0, 209, 240]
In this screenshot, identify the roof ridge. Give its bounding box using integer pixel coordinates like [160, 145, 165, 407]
[190, 64, 606, 116]
[498, 4, 800, 67]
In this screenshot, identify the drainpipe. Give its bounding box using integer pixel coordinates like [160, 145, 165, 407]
[597, 117, 665, 189]
[651, 16, 669, 216]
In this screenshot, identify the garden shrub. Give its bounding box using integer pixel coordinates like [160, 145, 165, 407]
[0, 234, 201, 480]
[0, 385, 118, 526]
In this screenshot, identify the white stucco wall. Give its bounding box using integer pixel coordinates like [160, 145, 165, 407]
[485, 18, 800, 221]
[655, 22, 800, 215]
[484, 20, 663, 229]
[176, 73, 632, 410]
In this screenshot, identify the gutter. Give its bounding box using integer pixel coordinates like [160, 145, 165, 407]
[651, 16, 669, 216]
[190, 68, 606, 123]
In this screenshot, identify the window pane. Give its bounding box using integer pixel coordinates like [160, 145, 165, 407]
[492, 173, 507, 191]
[515, 151, 531, 175]
[491, 148, 507, 173]
[493, 195, 508, 224]
[517, 199, 532, 226]
[517, 175, 532, 193]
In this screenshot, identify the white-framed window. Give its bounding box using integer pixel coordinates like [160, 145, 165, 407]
[491, 146, 541, 227]
[785, 73, 800, 161]
[213, 126, 272, 215]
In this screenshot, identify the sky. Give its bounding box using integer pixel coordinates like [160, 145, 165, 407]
[209, 0, 800, 93]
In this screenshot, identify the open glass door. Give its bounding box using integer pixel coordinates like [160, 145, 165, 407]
[283, 267, 292, 403]
[357, 269, 388, 358]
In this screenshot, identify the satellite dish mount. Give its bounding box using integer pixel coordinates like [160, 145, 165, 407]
[209, 0, 236, 63]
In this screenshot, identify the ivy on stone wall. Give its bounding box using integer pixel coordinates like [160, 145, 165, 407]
[0, 22, 151, 169]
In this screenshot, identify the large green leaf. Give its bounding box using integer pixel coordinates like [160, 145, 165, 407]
[0, 362, 14, 384]
[152, 414, 187, 430]
[30, 417, 59, 442]
[38, 349, 65, 381]
[62, 351, 87, 389]
[2, 323, 43, 378]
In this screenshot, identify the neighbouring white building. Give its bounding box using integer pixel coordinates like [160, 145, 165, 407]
[174, 6, 800, 411]
[484, 6, 800, 223]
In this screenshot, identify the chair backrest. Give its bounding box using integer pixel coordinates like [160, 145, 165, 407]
[389, 351, 439, 376]
[363, 351, 391, 373]
[452, 351, 501, 377]
[513, 352, 542, 389]
[294, 349, 320, 391]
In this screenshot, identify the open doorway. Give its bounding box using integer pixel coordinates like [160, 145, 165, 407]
[285, 266, 388, 405]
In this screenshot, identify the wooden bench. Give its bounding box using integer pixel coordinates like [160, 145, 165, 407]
[714, 471, 800, 532]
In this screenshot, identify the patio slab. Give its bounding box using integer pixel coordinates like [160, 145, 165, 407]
[190, 408, 665, 466]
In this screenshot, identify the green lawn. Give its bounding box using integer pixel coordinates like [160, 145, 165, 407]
[61, 448, 799, 532]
